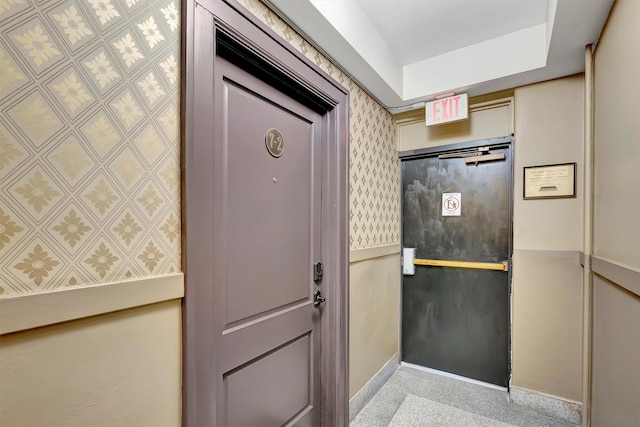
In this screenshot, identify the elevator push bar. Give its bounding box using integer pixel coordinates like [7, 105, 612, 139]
[402, 249, 509, 275]
[413, 258, 508, 271]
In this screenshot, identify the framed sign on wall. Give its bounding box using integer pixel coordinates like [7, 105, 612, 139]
[523, 162, 576, 199]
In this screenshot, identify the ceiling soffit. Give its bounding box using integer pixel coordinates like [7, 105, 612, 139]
[265, 0, 613, 109]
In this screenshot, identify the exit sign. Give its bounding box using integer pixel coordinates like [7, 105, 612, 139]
[425, 93, 469, 126]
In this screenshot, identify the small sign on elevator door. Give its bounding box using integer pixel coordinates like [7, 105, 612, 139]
[442, 193, 461, 216]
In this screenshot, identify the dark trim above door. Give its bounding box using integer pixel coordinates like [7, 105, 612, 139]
[398, 136, 514, 160]
[182, 1, 350, 425]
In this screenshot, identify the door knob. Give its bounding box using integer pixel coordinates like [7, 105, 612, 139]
[313, 290, 326, 307]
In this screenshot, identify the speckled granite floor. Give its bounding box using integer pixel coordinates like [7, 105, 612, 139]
[350, 365, 580, 427]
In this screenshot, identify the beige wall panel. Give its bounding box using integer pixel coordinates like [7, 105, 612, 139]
[591, 276, 640, 426]
[511, 76, 585, 402]
[593, 0, 640, 269]
[349, 254, 400, 398]
[513, 76, 584, 251]
[0, 300, 182, 427]
[511, 250, 583, 401]
[397, 104, 512, 151]
[591, 2, 640, 425]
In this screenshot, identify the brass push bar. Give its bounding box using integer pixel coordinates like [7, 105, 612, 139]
[413, 258, 509, 272]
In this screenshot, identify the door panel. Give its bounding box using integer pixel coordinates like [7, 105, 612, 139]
[402, 145, 511, 386]
[214, 57, 322, 426]
[225, 334, 313, 427]
[219, 302, 314, 374]
[224, 80, 314, 325]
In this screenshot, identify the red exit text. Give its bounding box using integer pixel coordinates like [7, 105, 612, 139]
[425, 93, 469, 126]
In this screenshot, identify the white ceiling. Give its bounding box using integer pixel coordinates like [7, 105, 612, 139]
[355, 0, 548, 64]
[264, 0, 614, 110]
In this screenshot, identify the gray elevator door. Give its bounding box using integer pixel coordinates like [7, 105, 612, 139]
[402, 143, 511, 387]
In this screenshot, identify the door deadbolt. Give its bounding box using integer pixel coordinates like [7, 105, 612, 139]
[313, 290, 326, 307]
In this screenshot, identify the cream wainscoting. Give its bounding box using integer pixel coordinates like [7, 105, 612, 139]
[0, 274, 183, 426]
[0, 299, 182, 427]
[349, 245, 401, 401]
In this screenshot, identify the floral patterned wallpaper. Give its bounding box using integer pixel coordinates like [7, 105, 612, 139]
[236, 0, 401, 251]
[0, 0, 180, 296]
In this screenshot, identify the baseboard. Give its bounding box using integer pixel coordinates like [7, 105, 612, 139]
[349, 353, 399, 421]
[510, 386, 582, 425]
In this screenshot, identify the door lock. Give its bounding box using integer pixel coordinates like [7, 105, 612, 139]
[313, 262, 323, 282]
[313, 290, 326, 307]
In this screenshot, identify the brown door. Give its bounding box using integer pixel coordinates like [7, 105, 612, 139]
[210, 56, 323, 426]
[184, 2, 350, 426]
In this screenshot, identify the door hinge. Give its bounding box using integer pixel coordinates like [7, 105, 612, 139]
[313, 262, 323, 282]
